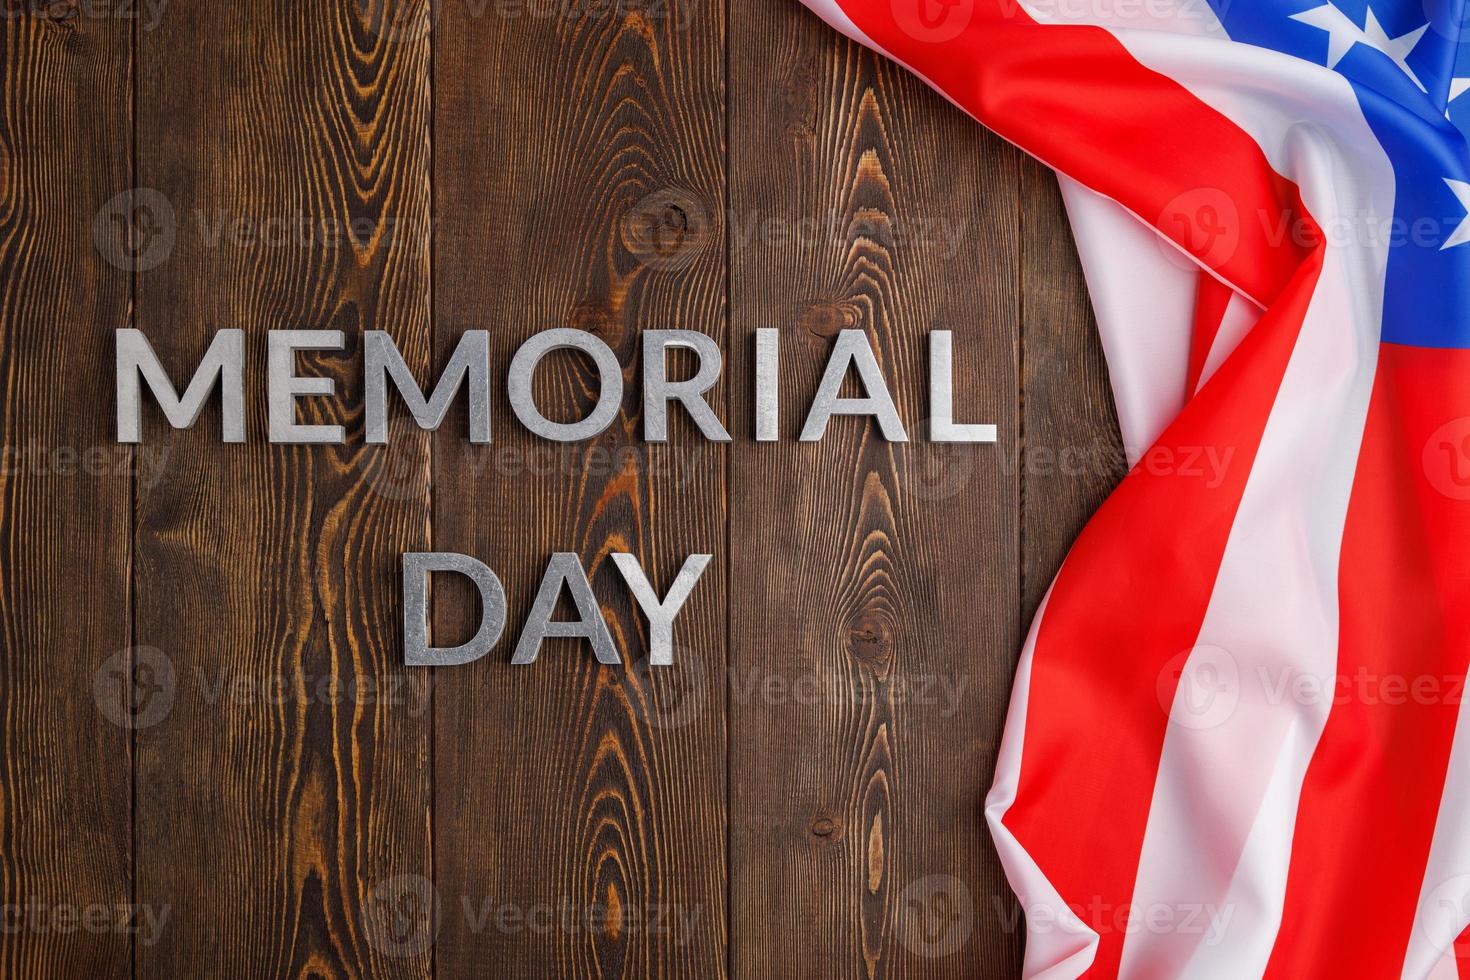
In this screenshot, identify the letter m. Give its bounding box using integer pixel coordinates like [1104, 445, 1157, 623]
[116, 329, 245, 443]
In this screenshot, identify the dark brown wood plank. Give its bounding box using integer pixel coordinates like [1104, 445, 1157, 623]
[431, 0, 728, 976]
[0, 7, 133, 976]
[1019, 160, 1125, 624]
[728, 3, 1024, 976]
[132, 0, 433, 975]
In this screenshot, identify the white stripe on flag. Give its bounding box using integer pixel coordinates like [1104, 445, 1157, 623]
[985, 589, 1103, 979]
[1403, 688, 1470, 978]
[1056, 176, 1196, 465]
[1049, 28, 1393, 980]
[1197, 292, 1259, 392]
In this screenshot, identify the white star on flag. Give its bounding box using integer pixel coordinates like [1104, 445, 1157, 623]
[1440, 79, 1467, 120]
[1444, 179, 1470, 250]
[1290, 3, 1430, 92]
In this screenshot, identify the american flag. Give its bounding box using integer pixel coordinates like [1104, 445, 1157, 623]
[797, 0, 1470, 976]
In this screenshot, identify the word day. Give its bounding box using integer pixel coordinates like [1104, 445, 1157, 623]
[404, 551, 710, 667]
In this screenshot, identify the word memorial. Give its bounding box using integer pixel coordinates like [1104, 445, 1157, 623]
[115, 326, 996, 666]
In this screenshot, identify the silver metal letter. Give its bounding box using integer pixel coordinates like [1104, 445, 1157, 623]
[612, 553, 710, 666]
[366, 330, 491, 444]
[402, 552, 507, 667]
[116, 328, 245, 443]
[507, 329, 622, 442]
[642, 330, 730, 442]
[928, 331, 996, 443]
[512, 553, 619, 665]
[799, 329, 908, 442]
[755, 328, 778, 442]
[268, 330, 345, 444]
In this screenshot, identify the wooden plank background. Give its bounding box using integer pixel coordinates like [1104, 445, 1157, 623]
[0, 0, 1125, 976]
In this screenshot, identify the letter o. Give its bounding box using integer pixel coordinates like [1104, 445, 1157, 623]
[508, 329, 623, 442]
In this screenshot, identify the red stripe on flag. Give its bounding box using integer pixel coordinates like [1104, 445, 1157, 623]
[1263, 344, 1470, 978]
[816, 0, 1313, 304]
[1002, 246, 1318, 976]
[1187, 275, 1234, 394]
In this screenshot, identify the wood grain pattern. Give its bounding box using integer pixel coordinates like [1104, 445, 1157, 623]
[0, 6, 133, 976]
[1019, 160, 1125, 624]
[131, 0, 433, 975]
[431, 0, 728, 975]
[0, 1, 1124, 976]
[728, 2, 1026, 976]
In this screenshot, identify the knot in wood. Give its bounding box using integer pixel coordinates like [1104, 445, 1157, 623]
[621, 187, 710, 273]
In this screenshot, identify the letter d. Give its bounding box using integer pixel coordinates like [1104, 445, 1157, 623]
[403, 553, 507, 666]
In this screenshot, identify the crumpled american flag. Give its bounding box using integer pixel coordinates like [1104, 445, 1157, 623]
[796, 0, 1470, 976]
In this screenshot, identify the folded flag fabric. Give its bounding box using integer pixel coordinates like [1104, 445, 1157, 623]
[794, 1, 1470, 976]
